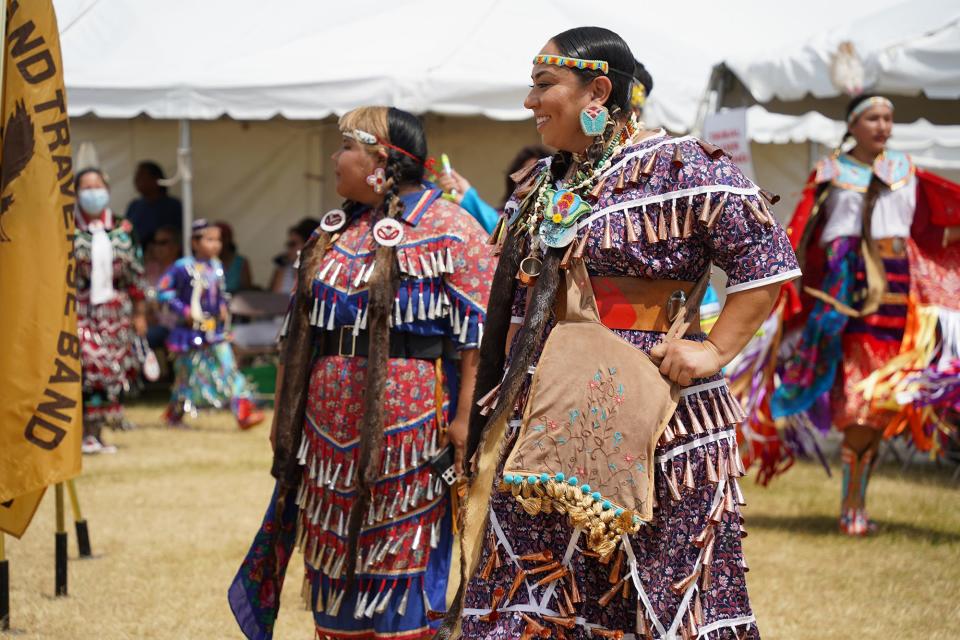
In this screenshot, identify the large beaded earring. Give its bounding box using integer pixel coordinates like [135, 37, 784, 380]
[579, 104, 609, 137]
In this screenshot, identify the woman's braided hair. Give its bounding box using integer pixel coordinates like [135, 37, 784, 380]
[334, 106, 428, 581]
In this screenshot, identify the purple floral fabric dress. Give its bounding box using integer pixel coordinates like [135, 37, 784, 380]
[460, 132, 800, 640]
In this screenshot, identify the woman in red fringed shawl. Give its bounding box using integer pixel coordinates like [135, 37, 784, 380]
[729, 94, 960, 536]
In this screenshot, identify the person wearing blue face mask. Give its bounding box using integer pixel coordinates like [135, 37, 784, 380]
[74, 168, 148, 454]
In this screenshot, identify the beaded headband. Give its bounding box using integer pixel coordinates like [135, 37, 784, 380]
[343, 128, 378, 145]
[191, 218, 213, 236]
[847, 96, 893, 125]
[341, 126, 438, 175]
[533, 54, 609, 75]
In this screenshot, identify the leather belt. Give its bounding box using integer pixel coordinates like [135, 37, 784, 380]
[875, 237, 907, 258]
[320, 327, 447, 359]
[589, 277, 701, 334]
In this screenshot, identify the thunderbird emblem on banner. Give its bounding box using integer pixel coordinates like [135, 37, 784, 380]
[0, 0, 81, 537]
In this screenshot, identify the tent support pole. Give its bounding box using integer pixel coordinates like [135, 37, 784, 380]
[179, 119, 194, 257]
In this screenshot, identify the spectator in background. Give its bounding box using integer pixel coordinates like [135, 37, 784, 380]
[157, 220, 264, 430]
[216, 221, 253, 293]
[144, 225, 181, 286]
[143, 225, 181, 351]
[74, 168, 147, 453]
[125, 161, 183, 247]
[436, 144, 551, 232]
[268, 217, 318, 294]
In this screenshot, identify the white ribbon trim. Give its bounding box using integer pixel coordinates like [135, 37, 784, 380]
[679, 379, 728, 398]
[656, 429, 736, 465]
[696, 614, 757, 638]
[664, 477, 727, 640]
[574, 183, 761, 233]
[538, 526, 582, 610]
[462, 606, 638, 640]
[600, 134, 690, 179]
[489, 506, 538, 605]
[623, 534, 667, 637]
[725, 268, 802, 295]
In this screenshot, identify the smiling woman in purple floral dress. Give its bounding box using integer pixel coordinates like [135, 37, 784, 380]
[438, 27, 800, 640]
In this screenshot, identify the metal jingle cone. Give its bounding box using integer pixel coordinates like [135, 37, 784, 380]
[507, 568, 528, 602]
[687, 608, 699, 639]
[669, 200, 681, 238]
[640, 612, 654, 639]
[682, 455, 696, 490]
[667, 464, 682, 501]
[697, 394, 716, 431]
[670, 569, 698, 595]
[694, 590, 705, 626]
[614, 168, 627, 193]
[520, 550, 554, 563]
[662, 422, 675, 443]
[743, 196, 769, 225]
[697, 139, 725, 160]
[707, 192, 729, 230]
[623, 211, 639, 243]
[759, 197, 776, 225]
[702, 535, 717, 568]
[708, 488, 726, 524]
[480, 545, 498, 579]
[629, 156, 643, 185]
[641, 149, 659, 177]
[588, 176, 608, 202]
[602, 213, 613, 250]
[608, 547, 624, 584]
[599, 577, 626, 607]
[643, 209, 659, 244]
[671, 144, 684, 168]
[568, 570, 583, 603]
[657, 207, 668, 240]
[674, 413, 688, 437]
[759, 188, 780, 205]
[698, 191, 713, 223]
[560, 238, 576, 270]
[687, 399, 704, 434]
[693, 523, 713, 548]
[535, 566, 569, 587]
[572, 228, 591, 259]
[724, 481, 737, 513]
[705, 448, 719, 484]
[722, 443, 738, 478]
[520, 613, 548, 635]
[528, 560, 561, 576]
[682, 198, 694, 237]
[543, 615, 577, 629]
[733, 477, 747, 506]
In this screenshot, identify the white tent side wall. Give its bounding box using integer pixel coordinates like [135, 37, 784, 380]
[71, 116, 541, 283]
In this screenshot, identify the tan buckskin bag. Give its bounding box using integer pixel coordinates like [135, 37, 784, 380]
[500, 259, 708, 558]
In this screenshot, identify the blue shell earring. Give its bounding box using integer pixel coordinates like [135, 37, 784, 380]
[579, 104, 608, 137]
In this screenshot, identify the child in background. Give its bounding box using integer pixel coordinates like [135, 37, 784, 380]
[157, 219, 264, 429]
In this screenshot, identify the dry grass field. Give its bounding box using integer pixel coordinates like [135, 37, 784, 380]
[3, 402, 959, 639]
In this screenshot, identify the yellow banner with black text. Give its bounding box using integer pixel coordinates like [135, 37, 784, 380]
[0, 0, 80, 537]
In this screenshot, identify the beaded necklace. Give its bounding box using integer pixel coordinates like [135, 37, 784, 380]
[510, 114, 642, 278]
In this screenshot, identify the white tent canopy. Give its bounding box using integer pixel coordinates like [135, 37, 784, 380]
[56, 0, 912, 132]
[746, 107, 960, 170]
[723, 0, 960, 103]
